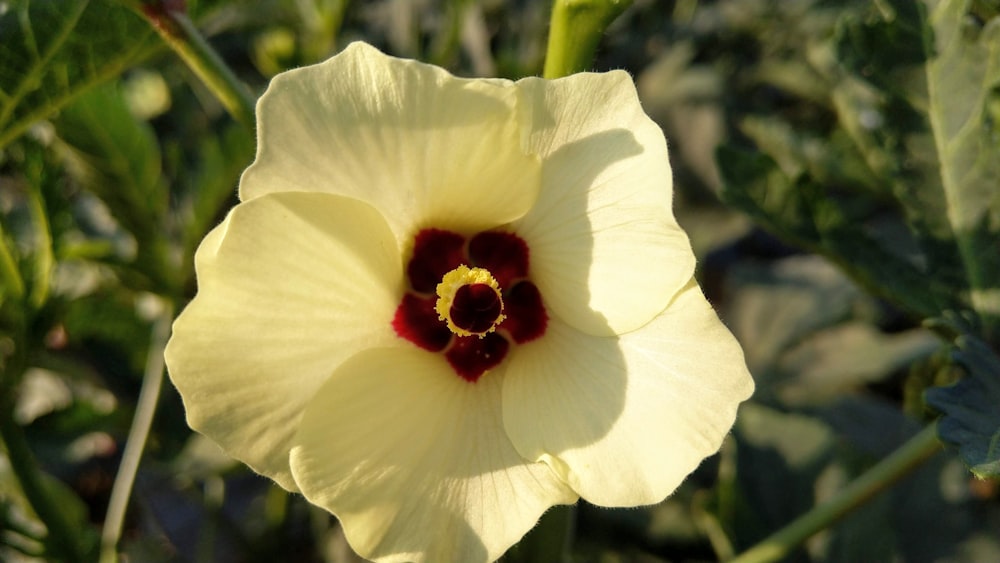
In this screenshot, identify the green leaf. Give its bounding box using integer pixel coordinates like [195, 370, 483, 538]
[923, 0, 1000, 335]
[55, 82, 165, 228]
[0, 0, 158, 150]
[925, 334, 1000, 479]
[54, 82, 175, 292]
[0, 454, 97, 559]
[834, 0, 1000, 335]
[717, 146, 955, 319]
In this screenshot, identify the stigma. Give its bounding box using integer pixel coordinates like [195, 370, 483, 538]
[435, 266, 506, 337]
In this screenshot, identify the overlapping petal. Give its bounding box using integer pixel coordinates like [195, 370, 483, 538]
[289, 347, 577, 563]
[501, 280, 754, 506]
[512, 72, 696, 336]
[167, 43, 755, 563]
[164, 192, 403, 491]
[241, 42, 542, 241]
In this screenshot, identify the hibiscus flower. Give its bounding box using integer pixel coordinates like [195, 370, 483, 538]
[164, 42, 753, 563]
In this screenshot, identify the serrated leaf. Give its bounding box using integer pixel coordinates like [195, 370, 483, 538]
[0, 0, 159, 150]
[924, 0, 1000, 333]
[832, 15, 969, 297]
[834, 0, 1000, 334]
[925, 334, 1000, 479]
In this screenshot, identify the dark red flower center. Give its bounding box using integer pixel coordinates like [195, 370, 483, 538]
[392, 228, 548, 382]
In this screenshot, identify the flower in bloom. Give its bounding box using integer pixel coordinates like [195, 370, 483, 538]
[164, 42, 754, 562]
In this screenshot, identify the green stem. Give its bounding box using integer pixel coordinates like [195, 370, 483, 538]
[140, 2, 256, 128]
[0, 223, 24, 300]
[0, 400, 86, 563]
[25, 187, 53, 310]
[728, 422, 943, 563]
[542, 0, 632, 79]
[100, 300, 173, 563]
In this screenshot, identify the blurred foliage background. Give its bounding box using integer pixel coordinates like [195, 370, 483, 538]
[1, 0, 999, 561]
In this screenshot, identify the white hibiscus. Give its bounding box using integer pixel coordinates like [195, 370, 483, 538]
[164, 42, 753, 563]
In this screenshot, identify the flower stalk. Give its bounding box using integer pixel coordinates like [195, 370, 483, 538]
[543, 0, 632, 79]
[100, 300, 173, 563]
[728, 422, 943, 563]
[139, 1, 256, 128]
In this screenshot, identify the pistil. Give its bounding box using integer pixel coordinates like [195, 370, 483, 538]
[435, 265, 506, 337]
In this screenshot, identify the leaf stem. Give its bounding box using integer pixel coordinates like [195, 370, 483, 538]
[99, 299, 173, 563]
[542, 0, 632, 79]
[728, 422, 943, 563]
[140, 2, 256, 128]
[0, 398, 87, 563]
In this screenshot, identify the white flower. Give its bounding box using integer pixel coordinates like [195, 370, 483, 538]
[164, 42, 754, 563]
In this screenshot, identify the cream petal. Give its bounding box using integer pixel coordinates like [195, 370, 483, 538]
[289, 347, 577, 563]
[501, 280, 754, 506]
[241, 42, 541, 241]
[512, 72, 695, 336]
[164, 192, 403, 491]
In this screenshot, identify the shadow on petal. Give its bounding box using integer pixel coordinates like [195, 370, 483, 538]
[502, 129, 642, 457]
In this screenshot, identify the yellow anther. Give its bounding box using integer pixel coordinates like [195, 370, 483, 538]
[435, 265, 506, 337]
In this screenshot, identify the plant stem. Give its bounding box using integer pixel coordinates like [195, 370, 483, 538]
[100, 300, 173, 563]
[140, 2, 256, 128]
[728, 422, 943, 563]
[542, 0, 632, 79]
[0, 223, 24, 300]
[25, 187, 52, 310]
[0, 400, 86, 563]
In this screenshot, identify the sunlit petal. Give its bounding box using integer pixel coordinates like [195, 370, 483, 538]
[165, 192, 403, 490]
[502, 280, 753, 506]
[290, 347, 577, 563]
[242, 42, 542, 240]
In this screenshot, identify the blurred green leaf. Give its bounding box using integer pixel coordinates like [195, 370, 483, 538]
[0, 456, 97, 559]
[56, 83, 164, 226]
[725, 256, 866, 381]
[0, 0, 159, 150]
[737, 116, 886, 198]
[717, 146, 954, 318]
[731, 403, 837, 551]
[55, 82, 175, 291]
[777, 323, 940, 405]
[63, 290, 152, 379]
[926, 334, 1000, 479]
